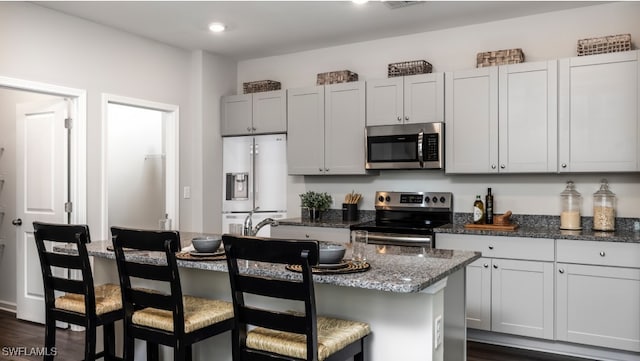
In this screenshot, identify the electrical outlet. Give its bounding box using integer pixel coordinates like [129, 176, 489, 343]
[434, 315, 443, 350]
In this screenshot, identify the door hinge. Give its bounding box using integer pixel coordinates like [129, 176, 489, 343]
[64, 202, 73, 213]
[64, 118, 72, 129]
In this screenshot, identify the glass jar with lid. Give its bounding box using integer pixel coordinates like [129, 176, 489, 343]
[560, 180, 582, 230]
[593, 179, 616, 231]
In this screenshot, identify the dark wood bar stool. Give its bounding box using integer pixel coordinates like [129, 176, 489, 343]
[111, 227, 234, 361]
[222, 235, 370, 361]
[33, 221, 123, 361]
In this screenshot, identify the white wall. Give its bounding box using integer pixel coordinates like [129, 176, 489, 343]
[237, 2, 640, 218]
[0, 2, 197, 233]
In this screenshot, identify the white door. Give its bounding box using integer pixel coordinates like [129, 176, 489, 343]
[15, 99, 68, 323]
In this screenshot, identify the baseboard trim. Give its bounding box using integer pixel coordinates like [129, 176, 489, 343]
[0, 300, 17, 314]
[468, 329, 640, 361]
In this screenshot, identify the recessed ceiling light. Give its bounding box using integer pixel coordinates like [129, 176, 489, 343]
[352, 0, 369, 4]
[209, 22, 226, 33]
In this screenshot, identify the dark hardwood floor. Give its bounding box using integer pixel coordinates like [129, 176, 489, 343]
[0, 309, 595, 361]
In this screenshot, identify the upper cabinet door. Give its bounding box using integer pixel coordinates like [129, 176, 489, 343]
[287, 86, 325, 175]
[252, 90, 287, 134]
[404, 73, 445, 124]
[324, 81, 367, 174]
[559, 50, 640, 172]
[498, 60, 558, 173]
[445, 67, 499, 174]
[366, 77, 403, 126]
[221, 94, 252, 136]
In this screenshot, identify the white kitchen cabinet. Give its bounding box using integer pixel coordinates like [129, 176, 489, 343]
[366, 73, 444, 126]
[270, 225, 350, 244]
[558, 50, 640, 172]
[436, 234, 554, 339]
[287, 82, 368, 175]
[221, 90, 287, 136]
[445, 61, 558, 174]
[556, 239, 640, 352]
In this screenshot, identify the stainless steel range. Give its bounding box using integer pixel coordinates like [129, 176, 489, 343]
[350, 191, 453, 248]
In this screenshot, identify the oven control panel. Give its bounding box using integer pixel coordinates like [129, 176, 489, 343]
[375, 191, 452, 209]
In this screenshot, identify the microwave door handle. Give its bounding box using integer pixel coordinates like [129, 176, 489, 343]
[417, 130, 424, 168]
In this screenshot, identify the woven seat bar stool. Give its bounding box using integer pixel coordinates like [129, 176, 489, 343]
[33, 222, 123, 361]
[111, 227, 234, 361]
[222, 235, 370, 361]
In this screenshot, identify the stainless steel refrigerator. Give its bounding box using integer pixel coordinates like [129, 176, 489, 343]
[222, 134, 287, 236]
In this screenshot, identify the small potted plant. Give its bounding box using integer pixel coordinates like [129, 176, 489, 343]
[299, 191, 332, 221]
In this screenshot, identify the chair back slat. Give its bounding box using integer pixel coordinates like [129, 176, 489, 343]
[111, 226, 186, 337]
[46, 252, 84, 270]
[236, 275, 307, 301]
[128, 289, 174, 311]
[124, 262, 175, 283]
[223, 235, 319, 360]
[238, 306, 307, 335]
[50, 277, 86, 295]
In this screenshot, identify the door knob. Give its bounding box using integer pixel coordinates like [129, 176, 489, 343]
[12, 218, 22, 226]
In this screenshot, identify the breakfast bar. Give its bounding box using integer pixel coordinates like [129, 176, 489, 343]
[60, 234, 479, 361]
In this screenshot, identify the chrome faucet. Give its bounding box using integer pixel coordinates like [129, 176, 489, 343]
[242, 207, 279, 236]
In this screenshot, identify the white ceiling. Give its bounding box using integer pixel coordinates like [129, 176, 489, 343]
[34, 1, 602, 60]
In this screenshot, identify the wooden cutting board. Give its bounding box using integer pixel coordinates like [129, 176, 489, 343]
[464, 223, 519, 231]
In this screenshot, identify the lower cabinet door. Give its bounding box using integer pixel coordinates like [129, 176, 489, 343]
[466, 257, 491, 330]
[556, 263, 640, 352]
[491, 259, 554, 339]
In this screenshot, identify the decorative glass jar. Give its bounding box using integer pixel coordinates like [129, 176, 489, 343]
[593, 179, 616, 231]
[560, 181, 582, 230]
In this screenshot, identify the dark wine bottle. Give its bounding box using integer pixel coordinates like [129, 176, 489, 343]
[486, 188, 494, 224]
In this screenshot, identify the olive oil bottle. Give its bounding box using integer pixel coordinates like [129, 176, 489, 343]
[473, 195, 485, 224]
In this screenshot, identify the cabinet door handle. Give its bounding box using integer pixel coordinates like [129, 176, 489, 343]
[305, 234, 310, 238]
[318, 168, 323, 172]
[491, 164, 497, 169]
[561, 163, 567, 168]
[397, 116, 402, 122]
[599, 251, 606, 257]
[404, 116, 409, 121]
[246, 127, 252, 132]
[500, 164, 505, 169]
[325, 168, 329, 172]
[493, 264, 498, 269]
[488, 245, 494, 250]
[559, 268, 565, 274]
[483, 263, 489, 268]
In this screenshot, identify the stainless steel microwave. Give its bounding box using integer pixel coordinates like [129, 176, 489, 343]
[365, 122, 444, 170]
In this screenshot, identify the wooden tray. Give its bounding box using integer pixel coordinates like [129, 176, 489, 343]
[176, 251, 226, 261]
[464, 223, 519, 231]
[286, 261, 370, 275]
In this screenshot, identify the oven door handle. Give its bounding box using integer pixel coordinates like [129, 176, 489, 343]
[367, 233, 432, 245]
[417, 130, 424, 168]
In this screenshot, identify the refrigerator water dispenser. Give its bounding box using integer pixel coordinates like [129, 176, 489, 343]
[226, 172, 249, 200]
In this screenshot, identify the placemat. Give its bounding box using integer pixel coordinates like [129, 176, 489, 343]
[286, 261, 370, 275]
[176, 251, 226, 262]
[106, 245, 140, 252]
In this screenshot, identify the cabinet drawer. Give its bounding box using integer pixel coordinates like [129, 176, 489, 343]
[436, 233, 554, 261]
[556, 239, 640, 268]
[271, 225, 350, 244]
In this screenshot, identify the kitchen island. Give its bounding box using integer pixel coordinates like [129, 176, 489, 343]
[61, 233, 479, 361]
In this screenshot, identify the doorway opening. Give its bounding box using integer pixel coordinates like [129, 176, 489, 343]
[101, 94, 179, 240]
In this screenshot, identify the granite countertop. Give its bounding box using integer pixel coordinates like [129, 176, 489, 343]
[58, 232, 480, 294]
[280, 212, 640, 244]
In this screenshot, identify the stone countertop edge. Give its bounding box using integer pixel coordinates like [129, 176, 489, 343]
[57, 239, 480, 294]
[278, 217, 361, 229]
[434, 224, 640, 243]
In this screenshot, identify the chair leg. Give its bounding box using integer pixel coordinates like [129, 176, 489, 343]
[146, 342, 159, 361]
[102, 323, 116, 361]
[85, 321, 97, 361]
[353, 339, 365, 361]
[43, 314, 56, 361]
[173, 343, 191, 361]
[123, 333, 135, 361]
